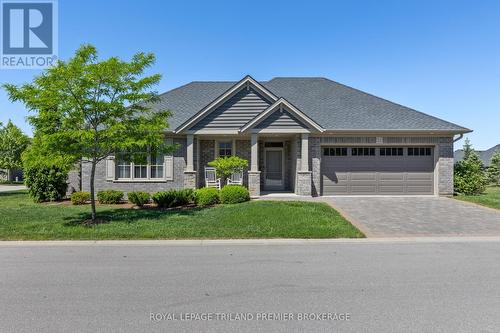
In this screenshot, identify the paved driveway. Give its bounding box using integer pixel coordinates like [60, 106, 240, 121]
[325, 197, 500, 237]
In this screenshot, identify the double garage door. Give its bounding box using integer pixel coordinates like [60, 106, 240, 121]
[321, 146, 435, 195]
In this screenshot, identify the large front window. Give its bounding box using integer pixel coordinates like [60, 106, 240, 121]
[116, 150, 165, 180]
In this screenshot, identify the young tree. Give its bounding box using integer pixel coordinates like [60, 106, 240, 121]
[454, 141, 487, 195]
[487, 150, 500, 186]
[462, 137, 474, 160]
[208, 156, 248, 185]
[3, 44, 171, 222]
[0, 120, 31, 181]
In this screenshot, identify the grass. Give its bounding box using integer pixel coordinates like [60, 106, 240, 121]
[455, 186, 500, 210]
[0, 191, 364, 240]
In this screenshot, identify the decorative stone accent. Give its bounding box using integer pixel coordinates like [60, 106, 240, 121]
[437, 137, 454, 196]
[309, 137, 321, 196]
[248, 171, 261, 197]
[183, 171, 197, 189]
[296, 171, 312, 196]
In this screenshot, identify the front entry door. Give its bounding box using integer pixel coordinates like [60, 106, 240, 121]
[264, 148, 284, 190]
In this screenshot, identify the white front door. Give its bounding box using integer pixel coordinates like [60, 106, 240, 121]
[264, 148, 284, 190]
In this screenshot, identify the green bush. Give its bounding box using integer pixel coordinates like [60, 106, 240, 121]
[71, 191, 90, 205]
[219, 185, 250, 204]
[97, 190, 124, 204]
[195, 187, 220, 206]
[454, 154, 488, 195]
[24, 164, 68, 202]
[128, 191, 151, 207]
[153, 189, 195, 208]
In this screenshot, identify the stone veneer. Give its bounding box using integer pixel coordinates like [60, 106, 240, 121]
[81, 135, 455, 198]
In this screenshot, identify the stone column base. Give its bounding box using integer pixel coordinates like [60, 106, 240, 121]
[296, 171, 312, 196]
[248, 171, 261, 197]
[183, 171, 197, 189]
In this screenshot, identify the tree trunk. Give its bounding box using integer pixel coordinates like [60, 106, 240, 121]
[90, 161, 97, 221]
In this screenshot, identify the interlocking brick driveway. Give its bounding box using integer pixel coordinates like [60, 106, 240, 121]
[325, 197, 500, 237]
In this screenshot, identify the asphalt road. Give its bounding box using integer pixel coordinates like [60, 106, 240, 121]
[1, 240, 500, 332]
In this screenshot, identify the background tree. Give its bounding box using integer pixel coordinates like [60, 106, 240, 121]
[462, 137, 474, 160]
[487, 151, 500, 186]
[3, 44, 171, 222]
[0, 120, 31, 181]
[454, 141, 487, 195]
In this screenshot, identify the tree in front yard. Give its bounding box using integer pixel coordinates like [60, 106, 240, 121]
[462, 137, 474, 160]
[487, 151, 500, 186]
[208, 156, 248, 185]
[454, 140, 487, 195]
[0, 120, 30, 181]
[3, 44, 171, 223]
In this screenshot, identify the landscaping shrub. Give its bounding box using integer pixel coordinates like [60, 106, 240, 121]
[97, 190, 124, 204]
[195, 187, 220, 206]
[128, 191, 151, 207]
[153, 189, 195, 208]
[454, 153, 488, 195]
[219, 185, 250, 204]
[24, 164, 68, 202]
[71, 191, 90, 205]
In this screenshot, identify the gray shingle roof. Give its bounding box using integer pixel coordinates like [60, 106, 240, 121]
[152, 77, 470, 132]
[455, 144, 500, 167]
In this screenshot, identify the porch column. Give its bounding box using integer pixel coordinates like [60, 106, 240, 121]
[186, 134, 194, 172]
[184, 134, 196, 189]
[301, 133, 309, 171]
[248, 133, 261, 197]
[297, 133, 312, 196]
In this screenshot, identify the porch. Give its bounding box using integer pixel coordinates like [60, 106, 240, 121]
[184, 133, 313, 197]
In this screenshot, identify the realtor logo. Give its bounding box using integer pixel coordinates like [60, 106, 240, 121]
[1, 0, 58, 69]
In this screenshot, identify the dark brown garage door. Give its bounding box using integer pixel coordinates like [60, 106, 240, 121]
[321, 147, 434, 195]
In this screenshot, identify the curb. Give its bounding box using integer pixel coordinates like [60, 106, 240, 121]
[2, 237, 500, 246]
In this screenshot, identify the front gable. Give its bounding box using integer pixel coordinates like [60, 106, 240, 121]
[175, 75, 278, 133]
[253, 108, 309, 131]
[189, 86, 271, 131]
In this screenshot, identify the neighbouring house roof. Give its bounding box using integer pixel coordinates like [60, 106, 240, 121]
[152, 76, 471, 133]
[454, 144, 500, 167]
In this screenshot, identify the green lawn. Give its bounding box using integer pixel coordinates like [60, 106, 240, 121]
[0, 191, 364, 240]
[455, 186, 500, 210]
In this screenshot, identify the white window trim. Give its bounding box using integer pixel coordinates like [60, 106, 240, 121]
[215, 139, 236, 158]
[115, 149, 167, 182]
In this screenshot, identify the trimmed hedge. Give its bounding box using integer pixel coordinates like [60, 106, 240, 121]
[71, 191, 90, 205]
[219, 185, 250, 204]
[97, 190, 124, 204]
[128, 191, 151, 207]
[153, 189, 195, 208]
[195, 187, 220, 206]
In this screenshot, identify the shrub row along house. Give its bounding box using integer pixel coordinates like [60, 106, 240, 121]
[76, 75, 470, 197]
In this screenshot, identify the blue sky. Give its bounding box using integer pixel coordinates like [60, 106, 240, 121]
[1, 0, 499, 150]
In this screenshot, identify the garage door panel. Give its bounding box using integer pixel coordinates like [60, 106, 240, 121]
[321, 147, 434, 195]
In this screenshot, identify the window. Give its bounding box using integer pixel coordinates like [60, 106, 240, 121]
[150, 150, 164, 179]
[264, 142, 284, 148]
[218, 141, 232, 157]
[323, 147, 348, 156]
[116, 149, 165, 180]
[408, 147, 432, 156]
[380, 147, 403, 156]
[352, 147, 375, 156]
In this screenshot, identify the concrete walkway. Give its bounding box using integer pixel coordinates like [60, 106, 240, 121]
[0, 185, 26, 192]
[325, 196, 500, 237]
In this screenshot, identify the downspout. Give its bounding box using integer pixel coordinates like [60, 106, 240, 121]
[453, 134, 464, 142]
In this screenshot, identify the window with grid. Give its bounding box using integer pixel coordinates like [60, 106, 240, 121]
[116, 153, 131, 179]
[322, 147, 348, 156]
[408, 147, 432, 156]
[218, 141, 232, 157]
[380, 147, 403, 156]
[133, 152, 148, 179]
[150, 150, 164, 179]
[351, 147, 375, 156]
